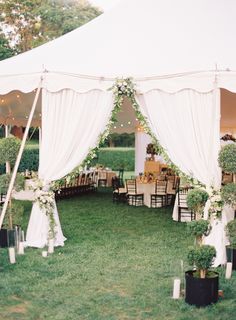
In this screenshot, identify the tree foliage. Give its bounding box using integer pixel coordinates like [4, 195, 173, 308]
[0, 35, 15, 60]
[0, 0, 101, 54]
[218, 144, 236, 173]
[186, 188, 209, 218]
[0, 136, 21, 168]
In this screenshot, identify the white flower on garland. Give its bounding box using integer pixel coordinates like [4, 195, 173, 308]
[208, 188, 224, 219]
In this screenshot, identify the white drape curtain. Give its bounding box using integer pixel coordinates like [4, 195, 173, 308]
[136, 89, 221, 188]
[39, 89, 114, 181]
[136, 89, 228, 265]
[26, 89, 114, 247]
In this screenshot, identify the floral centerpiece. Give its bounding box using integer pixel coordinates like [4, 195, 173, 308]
[146, 143, 158, 160]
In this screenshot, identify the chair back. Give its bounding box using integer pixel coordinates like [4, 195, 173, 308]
[118, 168, 124, 187]
[80, 173, 87, 185]
[112, 176, 120, 191]
[126, 179, 137, 194]
[118, 168, 124, 180]
[174, 177, 180, 190]
[99, 171, 107, 180]
[155, 180, 167, 194]
[178, 187, 190, 206]
[92, 171, 98, 185]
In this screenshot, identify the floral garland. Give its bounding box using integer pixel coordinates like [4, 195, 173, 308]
[30, 178, 56, 240]
[54, 77, 197, 188]
[207, 188, 224, 219]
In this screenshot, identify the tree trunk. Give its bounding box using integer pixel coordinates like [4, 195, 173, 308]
[200, 269, 206, 279]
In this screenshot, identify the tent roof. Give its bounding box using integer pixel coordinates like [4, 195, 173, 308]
[0, 0, 236, 94]
[0, 0, 236, 127]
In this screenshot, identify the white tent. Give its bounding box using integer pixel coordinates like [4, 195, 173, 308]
[0, 0, 235, 262]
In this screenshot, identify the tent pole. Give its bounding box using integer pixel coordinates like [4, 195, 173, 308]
[0, 81, 42, 229]
[5, 125, 11, 174]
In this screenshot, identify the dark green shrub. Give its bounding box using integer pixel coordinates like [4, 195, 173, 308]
[91, 148, 134, 171]
[0, 173, 25, 194]
[187, 219, 211, 239]
[225, 219, 236, 248]
[0, 136, 21, 168]
[18, 147, 39, 172]
[221, 183, 236, 207]
[186, 188, 209, 218]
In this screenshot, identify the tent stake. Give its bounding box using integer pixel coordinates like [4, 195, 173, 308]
[0, 81, 42, 229]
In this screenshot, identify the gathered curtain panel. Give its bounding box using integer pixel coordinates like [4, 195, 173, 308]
[26, 89, 114, 247]
[136, 89, 222, 189]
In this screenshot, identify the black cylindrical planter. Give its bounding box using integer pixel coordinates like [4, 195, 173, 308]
[0, 228, 8, 247]
[226, 246, 236, 270]
[185, 270, 219, 307]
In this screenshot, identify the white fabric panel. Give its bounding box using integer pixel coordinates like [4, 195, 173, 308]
[204, 205, 235, 267]
[136, 89, 221, 188]
[26, 89, 114, 247]
[39, 89, 113, 181]
[26, 202, 66, 248]
[135, 130, 151, 176]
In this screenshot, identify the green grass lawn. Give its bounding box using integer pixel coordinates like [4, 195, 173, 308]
[0, 189, 235, 320]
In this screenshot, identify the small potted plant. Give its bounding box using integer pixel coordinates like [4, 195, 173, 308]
[225, 219, 236, 270]
[0, 200, 24, 248]
[186, 188, 209, 220]
[185, 219, 218, 307]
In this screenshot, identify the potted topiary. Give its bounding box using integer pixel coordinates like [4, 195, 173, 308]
[0, 136, 21, 173]
[0, 200, 24, 248]
[225, 219, 236, 270]
[186, 188, 209, 220]
[185, 219, 218, 307]
[218, 143, 236, 268]
[0, 136, 23, 248]
[218, 143, 236, 183]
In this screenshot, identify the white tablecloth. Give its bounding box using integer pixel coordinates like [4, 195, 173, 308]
[137, 182, 155, 207]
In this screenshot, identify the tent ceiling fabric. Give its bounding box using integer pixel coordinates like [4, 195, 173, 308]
[0, 91, 41, 127]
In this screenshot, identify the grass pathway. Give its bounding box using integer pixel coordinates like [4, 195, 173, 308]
[0, 189, 235, 319]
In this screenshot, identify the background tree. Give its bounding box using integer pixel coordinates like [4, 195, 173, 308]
[0, 0, 101, 54]
[0, 35, 15, 60]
